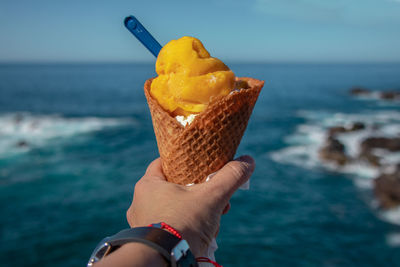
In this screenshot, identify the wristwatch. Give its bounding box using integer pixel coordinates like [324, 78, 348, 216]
[87, 225, 198, 267]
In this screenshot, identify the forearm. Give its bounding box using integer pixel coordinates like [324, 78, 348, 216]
[94, 242, 167, 267]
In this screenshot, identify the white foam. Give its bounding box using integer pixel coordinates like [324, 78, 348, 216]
[337, 131, 371, 158]
[379, 151, 400, 165]
[270, 146, 320, 169]
[341, 163, 380, 179]
[380, 123, 400, 136]
[386, 232, 400, 247]
[354, 91, 382, 101]
[353, 177, 373, 189]
[379, 206, 400, 226]
[0, 113, 133, 158]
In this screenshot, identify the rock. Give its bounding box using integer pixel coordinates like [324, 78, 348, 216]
[361, 137, 400, 152]
[350, 87, 371, 96]
[359, 137, 400, 166]
[328, 126, 347, 136]
[328, 122, 365, 137]
[319, 137, 349, 165]
[374, 167, 400, 209]
[380, 92, 395, 100]
[380, 91, 400, 100]
[350, 87, 400, 101]
[361, 152, 381, 167]
[16, 140, 29, 148]
[350, 122, 365, 131]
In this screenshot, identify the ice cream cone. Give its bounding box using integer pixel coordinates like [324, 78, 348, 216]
[144, 77, 264, 185]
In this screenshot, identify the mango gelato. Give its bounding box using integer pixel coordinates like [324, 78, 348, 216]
[150, 36, 235, 117]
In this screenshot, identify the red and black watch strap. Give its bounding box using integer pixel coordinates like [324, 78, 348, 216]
[148, 222, 182, 239]
[88, 226, 198, 267]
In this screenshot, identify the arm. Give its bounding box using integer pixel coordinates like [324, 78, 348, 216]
[94, 155, 255, 266]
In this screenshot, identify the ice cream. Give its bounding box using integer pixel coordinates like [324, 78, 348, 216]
[150, 36, 235, 117]
[175, 114, 198, 127]
[144, 36, 264, 185]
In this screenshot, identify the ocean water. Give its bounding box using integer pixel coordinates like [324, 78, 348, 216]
[0, 63, 400, 266]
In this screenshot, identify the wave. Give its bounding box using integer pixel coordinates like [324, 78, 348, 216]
[0, 112, 134, 158]
[270, 110, 400, 180]
[380, 206, 400, 227]
[386, 231, 400, 247]
[354, 91, 400, 107]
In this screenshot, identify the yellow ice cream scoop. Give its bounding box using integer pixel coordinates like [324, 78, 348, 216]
[150, 36, 235, 116]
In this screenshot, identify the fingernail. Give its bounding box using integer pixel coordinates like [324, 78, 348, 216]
[236, 155, 255, 165]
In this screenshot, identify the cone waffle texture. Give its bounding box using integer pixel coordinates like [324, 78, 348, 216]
[144, 77, 264, 185]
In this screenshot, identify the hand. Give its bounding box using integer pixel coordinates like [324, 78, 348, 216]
[126, 155, 255, 257]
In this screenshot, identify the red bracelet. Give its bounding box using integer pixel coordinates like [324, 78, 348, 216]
[196, 257, 223, 267]
[148, 222, 183, 239]
[149, 222, 223, 267]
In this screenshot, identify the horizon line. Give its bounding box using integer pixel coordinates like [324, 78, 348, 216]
[1, 60, 400, 65]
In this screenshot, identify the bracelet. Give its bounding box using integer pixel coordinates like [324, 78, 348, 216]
[148, 222, 182, 239]
[87, 223, 198, 267]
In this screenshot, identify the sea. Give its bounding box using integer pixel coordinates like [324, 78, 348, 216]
[0, 63, 400, 266]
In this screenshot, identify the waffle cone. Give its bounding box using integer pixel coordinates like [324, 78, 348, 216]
[144, 77, 264, 185]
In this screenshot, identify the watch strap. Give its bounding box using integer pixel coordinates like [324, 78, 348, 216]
[109, 227, 180, 259]
[88, 227, 198, 267]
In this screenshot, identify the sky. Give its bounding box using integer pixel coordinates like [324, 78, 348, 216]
[0, 0, 400, 63]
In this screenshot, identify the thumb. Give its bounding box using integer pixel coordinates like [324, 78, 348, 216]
[205, 155, 255, 202]
[143, 158, 166, 181]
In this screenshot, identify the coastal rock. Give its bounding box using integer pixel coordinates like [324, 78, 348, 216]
[360, 151, 381, 166]
[319, 137, 349, 165]
[328, 126, 347, 136]
[350, 87, 371, 96]
[359, 137, 400, 166]
[16, 140, 29, 148]
[350, 86, 400, 101]
[328, 122, 365, 137]
[380, 91, 400, 101]
[374, 167, 400, 209]
[361, 137, 400, 152]
[350, 122, 365, 131]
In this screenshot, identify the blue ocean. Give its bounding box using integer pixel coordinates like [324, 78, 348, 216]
[1, 63, 400, 266]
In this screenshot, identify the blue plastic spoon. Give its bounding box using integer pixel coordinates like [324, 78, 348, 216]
[124, 15, 162, 58]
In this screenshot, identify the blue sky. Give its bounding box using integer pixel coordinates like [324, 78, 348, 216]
[0, 0, 400, 63]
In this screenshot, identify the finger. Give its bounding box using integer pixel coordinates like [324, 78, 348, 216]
[222, 202, 231, 215]
[143, 158, 166, 181]
[205, 155, 255, 201]
[126, 205, 135, 227]
[215, 226, 220, 238]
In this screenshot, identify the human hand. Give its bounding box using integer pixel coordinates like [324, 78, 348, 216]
[126, 155, 255, 257]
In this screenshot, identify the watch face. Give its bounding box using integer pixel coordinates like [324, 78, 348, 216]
[172, 240, 199, 267]
[171, 239, 190, 262]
